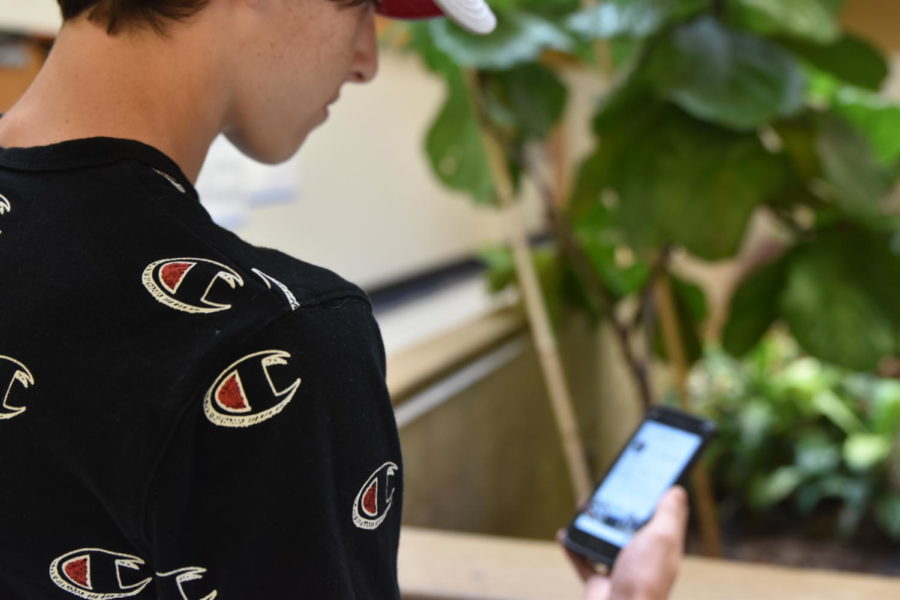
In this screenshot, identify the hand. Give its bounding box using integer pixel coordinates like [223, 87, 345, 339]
[559, 486, 689, 600]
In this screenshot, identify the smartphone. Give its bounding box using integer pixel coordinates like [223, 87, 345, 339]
[563, 405, 716, 567]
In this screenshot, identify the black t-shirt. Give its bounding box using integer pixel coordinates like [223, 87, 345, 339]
[0, 138, 403, 599]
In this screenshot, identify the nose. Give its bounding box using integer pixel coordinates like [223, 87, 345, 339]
[349, 11, 379, 83]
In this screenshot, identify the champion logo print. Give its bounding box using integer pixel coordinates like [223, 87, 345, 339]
[142, 258, 244, 314]
[252, 268, 300, 311]
[50, 548, 153, 599]
[0, 355, 34, 420]
[204, 350, 301, 427]
[50, 549, 218, 600]
[155, 567, 218, 600]
[0, 193, 10, 234]
[152, 168, 187, 194]
[352, 462, 400, 530]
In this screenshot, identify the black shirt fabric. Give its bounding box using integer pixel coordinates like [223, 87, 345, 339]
[0, 138, 403, 599]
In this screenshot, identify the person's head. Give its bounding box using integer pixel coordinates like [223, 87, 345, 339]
[55, 0, 498, 35]
[52, 0, 494, 165]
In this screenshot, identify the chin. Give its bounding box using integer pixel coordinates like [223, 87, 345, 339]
[224, 129, 310, 165]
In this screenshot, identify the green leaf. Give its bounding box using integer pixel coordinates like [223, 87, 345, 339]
[812, 390, 866, 435]
[793, 473, 851, 515]
[777, 356, 837, 398]
[871, 381, 900, 436]
[609, 37, 643, 69]
[781, 229, 900, 371]
[512, 0, 582, 20]
[646, 16, 806, 130]
[569, 151, 609, 218]
[484, 64, 567, 141]
[833, 88, 900, 167]
[795, 430, 841, 476]
[479, 246, 516, 293]
[429, 12, 572, 70]
[751, 465, 805, 508]
[590, 103, 785, 259]
[843, 433, 892, 472]
[816, 0, 846, 14]
[732, 0, 840, 44]
[408, 21, 460, 78]
[738, 401, 775, 449]
[773, 116, 822, 181]
[722, 253, 790, 357]
[425, 72, 496, 205]
[787, 34, 889, 91]
[815, 113, 891, 222]
[592, 65, 656, 135]
[835, 479, 874, 536]
[573, 205, 650, 299]
[566, 0, 709, 40]
[875, 495, 900, 540]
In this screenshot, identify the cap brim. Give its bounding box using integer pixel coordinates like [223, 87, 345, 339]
[377, 0, 497, 35]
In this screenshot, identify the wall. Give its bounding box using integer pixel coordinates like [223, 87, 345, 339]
[399, 316, 612, 540]
[0, 0, 60, 35]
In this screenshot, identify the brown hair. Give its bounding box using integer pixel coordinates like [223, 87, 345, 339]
[56, 0, 211, 34]
[58, 0, 379, 34]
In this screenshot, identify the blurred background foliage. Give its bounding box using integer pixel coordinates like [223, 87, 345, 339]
[692, 333, 900, 542]
[395, 0, 900, 544]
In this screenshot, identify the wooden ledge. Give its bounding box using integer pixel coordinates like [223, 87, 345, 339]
[387, 306, 526, 404]
[399, 527, 900, 600]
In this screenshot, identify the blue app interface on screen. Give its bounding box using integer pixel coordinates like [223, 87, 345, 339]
[574, 420, 702, 547]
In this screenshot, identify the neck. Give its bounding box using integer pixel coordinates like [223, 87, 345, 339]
[0, 16, 230, 183]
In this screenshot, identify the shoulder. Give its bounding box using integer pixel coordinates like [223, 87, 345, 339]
[122, 158, 371, 314]
[240, 245, 370, 311]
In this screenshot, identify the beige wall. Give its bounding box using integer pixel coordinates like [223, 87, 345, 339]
[0, 0, 60, 35]
[399, 314, 657, 540]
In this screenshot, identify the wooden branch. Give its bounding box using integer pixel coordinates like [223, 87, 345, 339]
[579, 0, 614, 75]
[654, 274, 723, 558]
[463, 69, 593, 502]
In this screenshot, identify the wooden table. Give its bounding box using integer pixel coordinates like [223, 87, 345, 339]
[399, 527, 900, 600]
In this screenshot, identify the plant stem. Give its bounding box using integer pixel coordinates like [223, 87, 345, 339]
[655, 274, 723, 557]
[579, 0, 614, 75]
[528, 152, 655, 411]
[463, 69, 593, 502]
[766, 204, 807, 239]
[630, 245, 674, 333]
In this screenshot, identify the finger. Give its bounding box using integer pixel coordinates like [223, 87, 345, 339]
[584, 574, 612, 600]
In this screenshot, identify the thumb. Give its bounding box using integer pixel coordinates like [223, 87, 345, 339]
[648, 486, 689, 540]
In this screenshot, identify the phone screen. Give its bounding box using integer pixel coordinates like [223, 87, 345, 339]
[573, 420, 703, 547]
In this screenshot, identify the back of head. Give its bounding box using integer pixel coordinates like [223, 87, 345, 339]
[56, 0, 211, 34]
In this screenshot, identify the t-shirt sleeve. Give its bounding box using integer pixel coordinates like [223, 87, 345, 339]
[144, 297, 403, 600]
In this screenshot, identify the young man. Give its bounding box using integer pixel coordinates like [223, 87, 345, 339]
[0, 1, 687, 598]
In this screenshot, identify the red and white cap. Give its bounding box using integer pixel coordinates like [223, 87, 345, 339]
[377, 0, 497, 35]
